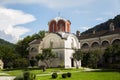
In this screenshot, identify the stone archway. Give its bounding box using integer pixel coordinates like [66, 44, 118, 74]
[112, 39, 120, 45]
[81, 43, 89, 49]
[102, 41, 110, 47]
[91, 42, 100, 48]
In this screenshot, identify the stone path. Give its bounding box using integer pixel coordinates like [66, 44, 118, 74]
[0, 76, 15, 80]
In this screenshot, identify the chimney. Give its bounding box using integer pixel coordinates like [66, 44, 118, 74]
[109, 22, 115, 31]
[92, 30, 96, 34]
[76, 30, 80, 36]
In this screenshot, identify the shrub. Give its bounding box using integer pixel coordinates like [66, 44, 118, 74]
[23, 71, 30, 80]
[52, 72, 58, 79]
[23, 71, 36, 80]
[13, 58, 29, 68]
[30, 73, 36, 80]
[14, 71, 36, 80]
[67, 72, 71, 77]
[62, 73, 67, 78]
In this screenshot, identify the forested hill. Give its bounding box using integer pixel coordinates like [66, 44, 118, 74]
[82, 15, 120, 34]
[0, 38, 14, 47]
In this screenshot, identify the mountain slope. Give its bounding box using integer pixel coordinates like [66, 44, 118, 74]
[0, 38, 15, 47]
[82, 15, 120, 34]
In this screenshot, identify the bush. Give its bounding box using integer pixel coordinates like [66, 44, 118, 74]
[62, 73, 67, 78]
[14, 71, 36, 80]
[67, 72, 71, 77]
[13, 58, 29, 68]
[23, 71, 36, 80]
[52, 72, 58, 79]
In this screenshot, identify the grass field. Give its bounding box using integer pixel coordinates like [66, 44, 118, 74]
[36, 71, 120, 80]
[0, 68, 120, 80]
[0, 68, 83, 76]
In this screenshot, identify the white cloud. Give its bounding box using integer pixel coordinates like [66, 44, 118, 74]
[96, 18, 103, 21]
[0, 7, 36, 43]
[73, 10, 92, 14]
[81, 26, 91, 31]
[0, 0, 95, 9]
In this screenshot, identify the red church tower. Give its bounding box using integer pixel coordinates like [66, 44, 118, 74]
[48, 17, 71, 33]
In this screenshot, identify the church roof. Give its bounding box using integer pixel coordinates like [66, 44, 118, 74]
[78, 28, 120, 40]
[48, 16, 71, 25]
[54, 16, 67, 22]
[56, 32, 76, 39]
[29, 39, 41, 45]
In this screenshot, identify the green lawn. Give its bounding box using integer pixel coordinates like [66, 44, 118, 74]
[0, 68, 120, 80]
[36, 71, 120, 80]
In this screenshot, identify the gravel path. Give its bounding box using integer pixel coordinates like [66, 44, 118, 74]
[0, 76, 15, 80]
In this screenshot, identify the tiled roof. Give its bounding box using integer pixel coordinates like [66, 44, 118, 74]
[29, 39, 41, 45]
[78, 28, 120, 40]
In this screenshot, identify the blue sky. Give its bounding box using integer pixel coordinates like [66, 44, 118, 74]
[0, 0, 120, 43]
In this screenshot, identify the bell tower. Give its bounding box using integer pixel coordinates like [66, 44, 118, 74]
[48, 17, 71, 33]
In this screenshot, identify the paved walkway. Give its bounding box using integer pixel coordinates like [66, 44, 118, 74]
[0, 76, 15, 80]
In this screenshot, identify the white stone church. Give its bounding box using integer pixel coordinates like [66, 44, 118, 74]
[29, 17, 80, 68]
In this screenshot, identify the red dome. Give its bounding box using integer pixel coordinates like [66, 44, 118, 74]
[48, 17, 71, 33]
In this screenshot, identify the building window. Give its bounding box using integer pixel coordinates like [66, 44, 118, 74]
[52, 24, 54, 32]
[71, 39, 74, 48]
[112, 39, 120, 45]
[102, 41, 109, 47]
[31, 47, 37, 52]
[81, 43, 89, 49]
[50, 39, 53, 48]
[60, 24, 62, 31]
[91, 42, 99, 48]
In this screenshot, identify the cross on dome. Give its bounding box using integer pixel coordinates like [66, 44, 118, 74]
[54, 16, 67, 22]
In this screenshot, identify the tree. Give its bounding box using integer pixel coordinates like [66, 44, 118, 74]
[15, 30, 46, 58]
[82, 50, 101, 68]
[13, 58, 29, 68]
[103, 45, 120, 68]
[36, 48, 56, 68]
[87, 50, 100, 68]
[31, 30, 46, 39]
[72, 49, 83, 69]
[0, 45, 19, 68]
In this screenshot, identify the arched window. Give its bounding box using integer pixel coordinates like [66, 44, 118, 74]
[31, 47, 38, 52]
[58, 20, 65, 32]
[49, 21, 56, 32]
[102, 41, 109, 47]
[50, 39, 53, 48]
[52, 24, 55, 32]
[81, 43, 89, 49]
[91, 42, 99, 48]
[112, 39, 120, 45]
[71, 39, 74, 48]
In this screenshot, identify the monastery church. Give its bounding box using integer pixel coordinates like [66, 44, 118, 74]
[29, 16, 80, 68]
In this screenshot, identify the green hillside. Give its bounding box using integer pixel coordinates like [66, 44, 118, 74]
[0, 38, 15, 47]
[82, 15, 120, 34]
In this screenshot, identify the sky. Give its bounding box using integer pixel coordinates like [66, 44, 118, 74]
[0, 0, 120, 43]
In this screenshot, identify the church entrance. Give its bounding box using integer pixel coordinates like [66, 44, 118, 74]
[71, 58, 74, 67]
